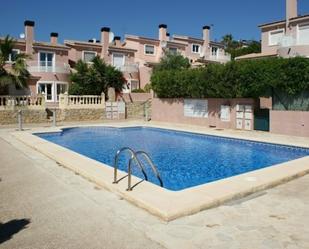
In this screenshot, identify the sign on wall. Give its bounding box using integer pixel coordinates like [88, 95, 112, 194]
[220, 105, 231, 122]
[184, 99, 208, 118]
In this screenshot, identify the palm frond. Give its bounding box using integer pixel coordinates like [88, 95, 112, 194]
[0, 35, 31, 91]
[0, 35, 15, 61]
[0, 74, 14, 88]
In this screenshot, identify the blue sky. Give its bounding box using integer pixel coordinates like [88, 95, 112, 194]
[1, 0, 309, 43]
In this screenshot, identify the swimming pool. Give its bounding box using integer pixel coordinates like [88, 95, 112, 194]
[37, 127, 309, 191]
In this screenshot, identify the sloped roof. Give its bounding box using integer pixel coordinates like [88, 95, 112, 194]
[235, 52, 278, 60]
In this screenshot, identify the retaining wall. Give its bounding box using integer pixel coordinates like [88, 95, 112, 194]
[270, 110, 309, 137]
[0, 101, 149, 125]
[151, 98, 256, 130]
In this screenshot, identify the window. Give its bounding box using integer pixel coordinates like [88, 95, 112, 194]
[112, 53, 125, 69]
[8, 49, 20, 62]
[169, 47, 178, 54]
[56, 83, 67, 101]
[211, 47, 218, 56]
[269, 29, 284, 46]
[144, 44, 155, 55]
[39, 52, 54, 71]
[38, 82, 53, 101]
[37, 82, 68, 102]
[192, 44, 200, 54]
[130, 80, 139, 91]
[298, 24, 309, 45]
[83, 51, 96, 63]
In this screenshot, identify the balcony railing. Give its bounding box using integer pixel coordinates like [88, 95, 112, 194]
[59, 93, 105, 109]
[116, 63, 139, 73]
[27, 61, 71, 74]
[0, 95, 45, 110]
[207, 53, 231, 63]
[278, 36, 297, 47]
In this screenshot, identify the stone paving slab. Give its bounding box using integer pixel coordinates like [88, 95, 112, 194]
[0, 135, 165, 249]
[1, 128, 309, 249]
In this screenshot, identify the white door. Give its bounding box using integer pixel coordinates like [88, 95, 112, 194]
[38, 82, 53, 102]
[56, 83, 68, 102]
[39, 52, 54, 72]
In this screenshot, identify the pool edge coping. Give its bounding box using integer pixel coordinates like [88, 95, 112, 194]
[11, 123, 309, 221]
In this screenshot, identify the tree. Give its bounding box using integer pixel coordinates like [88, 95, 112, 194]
[69, 56, 125, 97]
[0, 36, 30, 94]
[153, 52, 190, 73]
[221, 34, 261, 60]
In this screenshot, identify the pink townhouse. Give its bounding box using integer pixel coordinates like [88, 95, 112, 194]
[65, 24, 230, 92]
[124, 24, 231, 89]
[236, 0, 309, 60]
[65, 28, 139, 93]
[1, 20, 71, 104]
[2, 21, 230, 97]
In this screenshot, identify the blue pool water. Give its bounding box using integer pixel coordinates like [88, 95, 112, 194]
[36, 127, 309, 191]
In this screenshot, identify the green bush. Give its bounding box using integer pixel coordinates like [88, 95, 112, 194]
[153, 52, 190, 73]
[151, 57, 309, 98]
[143, 83, 152, 93]
[69, 56, 125, 96]
[131, 88, 145, 93]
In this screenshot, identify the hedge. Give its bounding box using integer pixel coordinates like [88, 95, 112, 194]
[150, 57, 309, 99]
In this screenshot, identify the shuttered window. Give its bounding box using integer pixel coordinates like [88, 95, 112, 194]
[83, 51, 96, 63]
[112, 53, 124, 69]
[269, 29, 284, 46]
[298, 24, 309, 45]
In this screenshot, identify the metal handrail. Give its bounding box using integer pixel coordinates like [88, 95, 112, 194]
[113, 147, 147, 184]
[127, 151, 163, 191]
[135, 151, 163, 187]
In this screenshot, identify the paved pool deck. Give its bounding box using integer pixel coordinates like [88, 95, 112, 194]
[1, 121, 309, 248]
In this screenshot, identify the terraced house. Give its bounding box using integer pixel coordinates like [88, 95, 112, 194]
[237, 0, 309, 60]
[2, 21, 70, 105]
[2, 21, 230, 102]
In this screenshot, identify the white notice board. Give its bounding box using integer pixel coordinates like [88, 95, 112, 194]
[184, 99, 208, 118]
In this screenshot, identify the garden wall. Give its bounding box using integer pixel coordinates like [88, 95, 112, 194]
[0, 102, 150, 125]
[151, 98, 256, 130]
[270, 110, 309, 137]
[119, 93, 151, 103]
[0, 108, 106, 125]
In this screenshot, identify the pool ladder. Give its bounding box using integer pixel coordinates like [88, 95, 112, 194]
[113, 147, 163, 191]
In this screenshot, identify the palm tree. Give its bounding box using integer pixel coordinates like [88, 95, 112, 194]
[0, 36, 30, 94]
[69, 56, 124, 96]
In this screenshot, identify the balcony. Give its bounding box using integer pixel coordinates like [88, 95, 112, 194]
[27, 61, 71, 74]
[207, 53, 231, 63]
[278, 35, 297, 47]
[115, 63, 139, 73]
[278, 36, 309, 58]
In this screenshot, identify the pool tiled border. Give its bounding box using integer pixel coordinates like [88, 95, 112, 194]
[12, 122, 309, 221]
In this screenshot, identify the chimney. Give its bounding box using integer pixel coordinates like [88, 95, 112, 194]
[286, 0, 298, 28]
[114, 36, 121, 47]
[50, 32, 58, 45]
[202, 26, 211, 57]
[166, 33, 170, 41]
[101, 27, 110, 60]
[159, 24, 167, 41]
[24, 20, 35, 55]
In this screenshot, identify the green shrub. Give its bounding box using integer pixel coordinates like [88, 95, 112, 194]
[151, 57, 309, 98]
[143, 83, 152, 93]
[131, 88, 145, 93]
[69, 56, 125, 96]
